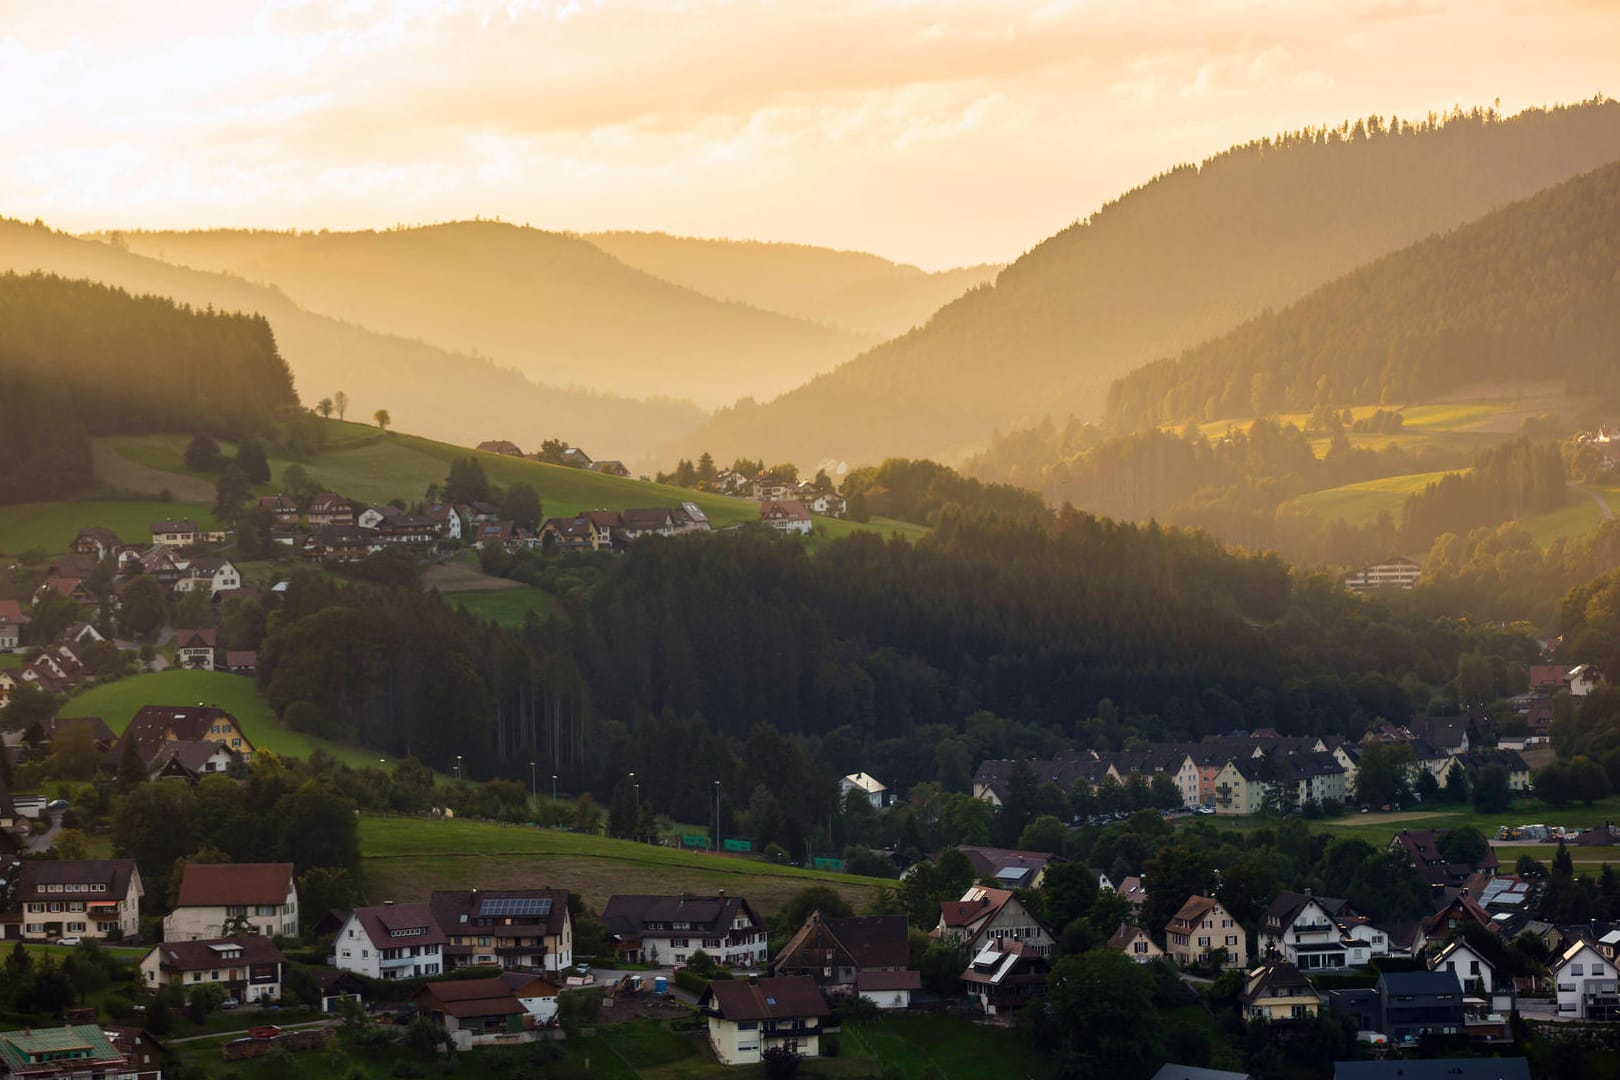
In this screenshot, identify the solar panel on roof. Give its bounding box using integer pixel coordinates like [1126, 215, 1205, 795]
[765, 997, 776, 1005]
[478, 897, 552, 917]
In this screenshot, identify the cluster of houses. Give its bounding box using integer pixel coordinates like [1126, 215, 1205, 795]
[1518, 661, 1603, 734]
[534, 504, 713, 554]
[0, 704, 256, 787]
[973, 725, 1534, 818]
[475, 440, 629, 477]
[1571, 425, 1620, 472]
[706, 470, 848, 520]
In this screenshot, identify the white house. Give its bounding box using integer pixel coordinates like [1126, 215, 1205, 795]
[1553, 938, 1620, 1020]
[1569, 665, 1602, 697]
[602, 894, 769, 968]
[140, 936, 286, 1004]
[332, 904, 447, 980]
[18, 860, 143, 942]
[0, 599, 25, 651]
[702, 975, 829, 1067]
[1430, 937, 1512, 1016]
[502, 972, 561, 1024]
[759, 500, 813, 535]
[839, 772, 886, 809]
[175, 557, 241, 597]
[163, 863, 299, 941]
[1259, 892, 1379, 972]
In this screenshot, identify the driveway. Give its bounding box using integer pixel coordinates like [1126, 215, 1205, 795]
[26, 812, 61, 854]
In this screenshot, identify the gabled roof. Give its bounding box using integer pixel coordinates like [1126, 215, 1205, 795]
[1169, 895, 1220, 929]
[150, 935, 286, 971]
[419, 977, 525, 1018]
[1242, 958, 1318, 1004]
[350, 903, 447, 947]
[126, 705, 240, 744]
[705, 976, 829, 1021]
[602, 894, 759, 939]
[0, 599, 25, 626]
[429, 889, 571, 938]
[18, 859, 137, 901]
[939, 887, 1014, 929]
[175, 863, 294, 907]
[174, 628, 216, 649]
[819, 914, 909, 968]
[1106, 922, 1156, 951]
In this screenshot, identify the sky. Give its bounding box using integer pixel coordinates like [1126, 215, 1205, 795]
[3, 0, 1617, 269]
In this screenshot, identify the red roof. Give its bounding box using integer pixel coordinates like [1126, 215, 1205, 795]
[706, 976, 829, 1021]
[0, 600, 26, 625]
[351, 903, 447, 948]
[939, 888, 1013, 928]
[176, 863, 293, 907]
[418, 977, 525, 1019]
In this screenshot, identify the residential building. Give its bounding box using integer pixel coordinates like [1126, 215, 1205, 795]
[164, 862, 299, 940]
[500, 971, 561, 1023]
[1166, 895, 1247, 967]
[955, 846, 1060, 890]
[854, 970, 920, 1009]
[255, 495, 300, 524]
[226, 650, 258, 674]
[1342, 556, 1421, 592]
[839, 772, 886, 810]
[423, 502, 464, 541]
[20, 716, 116, 762]
[1116, 875, 1148, 912]
[306, 494, 354, 527]
[119, 705, 254, 762]
[808, 492, 848, 518]
[586, 460, 631, 477]
[428, 888, 573, 973]
[176, 557, 241, 597]
[1552, 938, 1620, 1020]
[0, 1025, 129, 1079]
[1419, 893, 1494, 950]
[415, 977, 533, 1050]
[140, 935, 286, 1003]
[619, 508, 677, 538]
[1389, 830, 1499, 894]
[476, 440, 524, 457]
[960, 939, 1050, 1016]
[1241, 958, 1322, 1022]
[18, 860, 142, 942]
[935, 886, 1056, 956]
[1259, 891, 1381, 971]
[759, 499, 812, 535]
[1377, 969, 1465, 1042]
[303, 524, 381, 562]
[602, 894, 768, 967]
[331, 904, 447, 980]
[1444, 748, 1532, 792]
[0, 599, 25, 651]
[72, 526, 125, 561]
[174, 628, 217, 671]
[150, 518, 199, 546]
[1333, 1061, 1529, 1080]
[770, 912, 910, 996]
[702, 975, 829, 1065]
[103, 1026, 164, 1080]
[1106, 922, 1164, 964]
[1212, 758, 1266, 815]
[558, 448, 592, 468]
[674, 502, 712, 532]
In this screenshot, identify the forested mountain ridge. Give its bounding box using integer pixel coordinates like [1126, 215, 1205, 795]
[0, 219, 705, 463]
[0, 272, 296, 502]
[1107, 159, 1620, 427]
[684, 99, 1620, 468]
[110, 222, 873, 406]
[583, 230, 1000, 338]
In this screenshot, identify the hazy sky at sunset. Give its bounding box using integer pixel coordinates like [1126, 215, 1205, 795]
[4, 1, 1617, 268]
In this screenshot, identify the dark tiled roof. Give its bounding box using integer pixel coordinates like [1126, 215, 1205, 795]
[418, 977, 524, 1019]
[821, 915, 910, 969]
[602, 895, 758, 939]
[706, 976, 828, 1021]
[150, 935, 285, 971]
[351, 903, 447, 947]
[18, 859, 137, 901]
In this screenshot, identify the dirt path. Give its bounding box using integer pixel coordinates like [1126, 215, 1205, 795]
[1575, 483, 1616, 522]
[90, 437, 214, 501]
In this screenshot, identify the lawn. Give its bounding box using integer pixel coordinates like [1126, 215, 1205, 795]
[1520, 489, 1609, 548]
[448, 586, 555, 627]
[357, 816, 894, 918]
[1283, 470, 1457, 528]
[59, 669, 396, 770]
[0, 499, 215, 556]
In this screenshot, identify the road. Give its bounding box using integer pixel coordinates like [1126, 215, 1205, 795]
[25, 811, 61, 854]
[168, 1018, 339, 1045]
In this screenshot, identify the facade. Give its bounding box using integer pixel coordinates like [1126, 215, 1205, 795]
[18, 860, 143, 942]
[1212, 758, 1266, 815]
[1343, 557, 1421, 592]
[1166, 895, 1247, 967]
[306, 494, 355, 527]
[1106, 922, 1164, 964]
[935, 886, 1056, 956]
[140, 935, 286, 1004]
[163, 862, 299, 940]
[0, 599, 25, 651]
[174, 628, 217, 671]
[770, 912, 910, 995]
[1258, 892, 1382, 971]
[960, 939, 1050, 1016]
[839, 772, 886, 809]
[854, 970, 920, 1009]
[176, 557, 241, 596]
[1241, 958, 1322, 1022]
[759, 499, 813, 535]
[150, 519, 199, 546]
[702, 975, 829, 1067]
[1378, 970, 1464, 1042]
[415, 977, 532, 1050]
[1553, 939, 1620, 1020]
[428, 889, 573, 973]
[602, 894, 769, 968]
[119, 705, 255, 763]
[332, 904, 447, 980]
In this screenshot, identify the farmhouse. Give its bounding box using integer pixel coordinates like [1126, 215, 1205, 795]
[306, 493, 355, 527]
[701, 975, 829, 1067]
[602, 894, 769, 968]
[17, 859, 143, 942]
[174, 628, 217, 670]
[140, 935, 287, 1004]
[770, 912, 910, 997]
[164, 862, 299, 940]
[119, 705, 254, 762]
[476, 440, 524, 457]
[150, 518, 199, 546]
[255, 495, 300, 524]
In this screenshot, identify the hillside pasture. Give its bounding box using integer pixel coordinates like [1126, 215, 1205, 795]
[0, 499, 215, 556]
[1283, 470, 1457, 529]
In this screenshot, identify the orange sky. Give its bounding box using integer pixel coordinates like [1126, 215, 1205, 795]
[4, 0, 1618, 268]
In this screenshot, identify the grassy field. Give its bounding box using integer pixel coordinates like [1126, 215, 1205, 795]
[358, 815, 893, 918]
[1283, 470, 1457, 529]
[447, 586, 556, 627]
[0, 499, 215, 556]
[1521, 490, 1610, 547]
[59, 669, 395, 770]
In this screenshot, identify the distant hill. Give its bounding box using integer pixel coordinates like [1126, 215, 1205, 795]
[1106, 160, 1620, 427]
[0, 220, 704, 465]
[584, 231, 999, 338]
[0, 271, 297, 502]
[112, 222, 872, 406]
[683, 100, 1620, 468]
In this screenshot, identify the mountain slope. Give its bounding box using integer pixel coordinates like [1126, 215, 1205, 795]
[684, 100, 1620, 468]
[1107, 160, 1620, 427]
[112, 222, 872, 405]
[583, 231, 999, 338]
[0, 220, 704, 464]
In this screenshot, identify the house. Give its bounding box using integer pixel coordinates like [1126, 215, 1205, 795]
[808, 492, 848, 518]
[102, 1026, 165, 1080]
[1212, 757, 1266, 815]
[331, 904, 447, 980]
[35, 576, 94, 606]
[428, 888, 573, 973]
[960, 939, 1050, 1016]
[1333, 1061, 1529, 1080]
[1342, 556, 1421, 592]
[176, 557, 241, 597]
[769, 912, 910, 997]
[61, 621, 104, 645]
[1378, 969, 1465, 1042]
[935, 886, 1056, 956]
[71, 526, 124, 561]
[674, 503, 712, 533]
[174, 628, 217, 670]
[356, 505, 403, 530]
[1107, 922, 1164, 964]
[1241, 958, 1322, 1022]
[1166, 895, 1247, 967]
[150, 518, 199, 546]
[839, 772, 886, 810]
[306, 967, 371, 1013]
[472, 521, 515, 550]
[700, 974, 829, 1066]
[164, 862, 299, 940]
[145, 739, 240, 783]
[1419, 892, 1494, 950]
[500, 970, 561, 1023]
[306, 493, 354, 527]
[255, 495, 300, 524]
[558, 448, 593, 468]
[1569, 664, 1602, 696]
[423, 502, 464, 541]
[415, 977, 533, 1050]
[20, 716, 117, 761]
[759, 499, 812, 535]
[619, 508, 677, 539]
[0, 1025, 130, 1079]
[1443, 748, 1532, 792]
[119, 705, 254, 763]
[854, 970, 920, 1009]
[476, 440, 524, 457]
[955, 846, 1060, 890]
[1258, 891, 1383, 971]
[140, 935, 286, 1004]
[17, 859, 143, 942]
[226, 650, 258, 674]
[466, 501, 501, 524]
[1117, 875, 1148, 911]
[1389, 830, 1498, 894]
[539, 516, 597, 553]
[303, 524, 381, 562]
[586, 460, 631, 477]
[1430, 937, 1515, 1016]
[601, 894, 768, 968]
[1552, 937, 1620, 1019]
[0, 599, 26, 651]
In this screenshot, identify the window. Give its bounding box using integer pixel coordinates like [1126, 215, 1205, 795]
[1226, 935, 1238, 946]
[1470, 961, 1480, 975]
[1198, 936, 1210, 948]
[738, 1021, 758, 1031]
[1574, 964, 1585, 976]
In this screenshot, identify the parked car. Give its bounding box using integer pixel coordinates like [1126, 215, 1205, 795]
[221, 997, 241, 1010]
[46, 800, 69, 811]
[248, 1025, 281, 1040]
[55, 936, 81, 947]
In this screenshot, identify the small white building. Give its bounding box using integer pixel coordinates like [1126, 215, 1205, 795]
[332, 904, 447, 980]
[1553, 938, 1620, 1020]
[855, 970, 920, 1009]
[839, 772, 887, 810]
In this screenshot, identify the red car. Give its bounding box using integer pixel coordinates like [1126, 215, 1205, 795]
[248, 1025, 282, 1041]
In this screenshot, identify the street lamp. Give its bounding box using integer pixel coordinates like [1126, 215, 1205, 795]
[529, 761, 537, 799]
[552, 773, 558, 803]
[454, 754, 463, 780]
[713, 780, 721, 853]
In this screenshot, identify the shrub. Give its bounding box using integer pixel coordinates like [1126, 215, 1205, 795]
[674, 969, 710, 996]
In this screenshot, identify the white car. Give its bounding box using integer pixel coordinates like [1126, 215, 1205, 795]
[56, 936, 81, 947]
